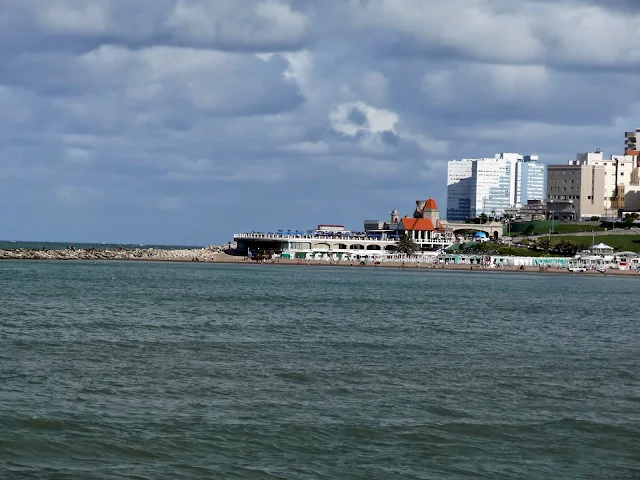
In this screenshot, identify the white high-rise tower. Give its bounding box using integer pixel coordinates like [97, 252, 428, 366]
[446, 153, 546, 221]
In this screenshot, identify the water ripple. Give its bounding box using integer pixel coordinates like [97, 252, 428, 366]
[1, 261, 639, 479]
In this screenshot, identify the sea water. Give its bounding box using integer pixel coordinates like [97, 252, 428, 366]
[1, 261, 639, 479]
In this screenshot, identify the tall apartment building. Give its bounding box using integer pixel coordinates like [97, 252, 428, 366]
[446, 160, 474, 221]
[626, 128, 639, 154]
[446, 153, 546, 220]
[515, 155, 546, 205]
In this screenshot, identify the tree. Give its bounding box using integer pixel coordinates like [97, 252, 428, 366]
[395, 233, 418, 255]
[536, 238, 551, 251]
[479, 213, 488, 224]
[551, 240, 586, 256]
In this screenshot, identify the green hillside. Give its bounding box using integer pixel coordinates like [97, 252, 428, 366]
[546, 234, 640, 253]
[507, 221, 604, 235]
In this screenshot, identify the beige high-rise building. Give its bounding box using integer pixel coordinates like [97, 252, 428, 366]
[547, 160, 605, 220]
[587, 152, 638, 215]
[547, 149, 640, 219]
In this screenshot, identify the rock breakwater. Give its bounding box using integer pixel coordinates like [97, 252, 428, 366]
[0, 245, 229, 262]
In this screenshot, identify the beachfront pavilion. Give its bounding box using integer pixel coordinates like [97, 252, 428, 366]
[438, 254, 570, 268]
[590, 243, 615, 255]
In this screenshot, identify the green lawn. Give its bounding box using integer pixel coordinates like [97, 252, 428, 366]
[507, 221, 604, 235]
[546, 234, 640, 252]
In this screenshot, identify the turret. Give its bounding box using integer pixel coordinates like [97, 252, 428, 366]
[391, 209, 399, 223]
[422, 197, 439, 222]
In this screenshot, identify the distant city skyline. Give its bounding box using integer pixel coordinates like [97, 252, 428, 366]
[1, 1, 640, 244]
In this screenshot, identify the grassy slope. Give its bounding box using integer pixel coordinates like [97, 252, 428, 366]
[507, 221, 604, 235]
[546, 234, 640, 252]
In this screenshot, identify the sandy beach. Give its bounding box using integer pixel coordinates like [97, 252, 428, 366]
[2, 247, 639, 277]
[249, 257, 640, 277]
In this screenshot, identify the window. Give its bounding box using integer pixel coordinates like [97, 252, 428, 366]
[588, 196, 592, 199]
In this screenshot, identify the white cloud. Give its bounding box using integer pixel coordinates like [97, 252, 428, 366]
[165, 0, 311, 50]
[34, 0, 111, 35]
[348, 0, 640, 67]
[330, 102, 398, 136]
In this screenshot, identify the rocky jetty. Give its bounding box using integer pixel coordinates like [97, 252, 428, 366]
[0, 245, 231, 262]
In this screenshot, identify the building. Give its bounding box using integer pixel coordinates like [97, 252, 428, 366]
[546, 160, 605, 220]
[317, 224, 345, 232]
[547, 150, 640, 219]
[447, 153, 546, 221]
[515, 156, 546, 206]
[626, 128, 639, 155]
[235, 198, 459, 260]
[446, 160, 474, 221]
[365, 197, 456, 249]
[504, 200, 547, 221]
[586, 152, 638, 216]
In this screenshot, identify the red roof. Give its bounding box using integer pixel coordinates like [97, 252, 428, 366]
[400, 217, 434, 231]
[424, 197, 438, 210]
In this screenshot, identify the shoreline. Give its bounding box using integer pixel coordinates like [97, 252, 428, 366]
[2, 249, 639, 277]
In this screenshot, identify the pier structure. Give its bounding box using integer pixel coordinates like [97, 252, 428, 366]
[233, 196, 503, 258]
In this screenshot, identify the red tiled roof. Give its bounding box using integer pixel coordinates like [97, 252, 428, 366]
[400, 217, 434, 231]
[424, 197, 438, 210]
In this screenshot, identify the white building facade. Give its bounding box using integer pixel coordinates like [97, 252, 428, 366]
[515, 155, 546, 205]
[447, 153, 546, 221]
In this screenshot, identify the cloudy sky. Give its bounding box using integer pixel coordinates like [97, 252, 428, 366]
[2, 0, 640, 245]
